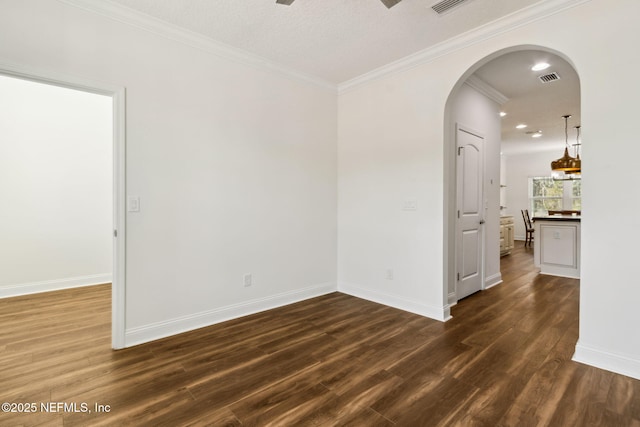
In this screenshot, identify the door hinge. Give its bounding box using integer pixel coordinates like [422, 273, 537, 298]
[113, 230, 117, 237]
[457, 210, 460, 218]
[458, 146, 463, 156]
[457, 272, 460, 281]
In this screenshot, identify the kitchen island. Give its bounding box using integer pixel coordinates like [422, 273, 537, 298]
[532, 215, 581, 279]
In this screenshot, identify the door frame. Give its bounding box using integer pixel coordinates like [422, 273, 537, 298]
[0, 63, 127, 349]
[454, 123, 486, 302]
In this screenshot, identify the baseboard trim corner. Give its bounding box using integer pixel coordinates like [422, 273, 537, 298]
[338, 281, 451, 322]
[485, 273, 503, 290]
[573, 341, 640, 381]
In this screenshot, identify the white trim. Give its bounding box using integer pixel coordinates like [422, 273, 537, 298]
[125, 282, 337, 347]
[448, 292, 457, 307]
[484, 273, 503, 289]
[111, 86, 127, 349]
[0, 62, 127, 350]
[57, 0, 336, 92]
[338, 281, 451, 322]
[0, 274, 112, 299]
[573, 342, 640, 381]
[465, 75, 509, 105]
[338, 0, 590, 93]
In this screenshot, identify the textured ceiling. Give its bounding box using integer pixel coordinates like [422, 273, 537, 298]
[106, 0, 544, 84]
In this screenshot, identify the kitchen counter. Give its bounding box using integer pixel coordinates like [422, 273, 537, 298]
[532, 215, 581, 222]
[532, 216, 581, 278]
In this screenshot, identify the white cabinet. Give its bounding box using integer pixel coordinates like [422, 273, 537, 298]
[500, 216, 514, 256]
[533, 218, 580, 278]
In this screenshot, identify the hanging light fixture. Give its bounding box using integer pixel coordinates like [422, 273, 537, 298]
[551, 115, 581, 173]
[571, 125, 581, 175]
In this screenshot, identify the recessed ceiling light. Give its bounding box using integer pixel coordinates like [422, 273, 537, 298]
[500, 112, 507, 117]
[532, 62, 550, 71]
[516, 124, 527, 129]
[532, 131, 543, 138]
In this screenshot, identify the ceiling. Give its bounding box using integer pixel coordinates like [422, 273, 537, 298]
[102, 0, 578, 155]
[473, 50, 580, 155]
[106, 0, 545, 84]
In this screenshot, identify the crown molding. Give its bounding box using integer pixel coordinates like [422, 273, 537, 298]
[465, 75, 509, 105]
[338, 0, 592, 94]
[56, 0, 337, 92]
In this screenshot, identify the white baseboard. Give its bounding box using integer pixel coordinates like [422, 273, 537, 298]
[485, 273, 503, 289]
[338, 281, 451, 322]
[573, 341, 640, 380]
[0, 274, 112, 298]
[125, 281, 337, 347]
[448, 292, 457, 307]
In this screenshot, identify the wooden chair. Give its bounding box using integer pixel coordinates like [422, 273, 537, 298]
[521, 209, 535, 248]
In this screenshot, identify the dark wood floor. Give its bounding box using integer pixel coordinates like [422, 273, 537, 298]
[1, 242, 639, 426]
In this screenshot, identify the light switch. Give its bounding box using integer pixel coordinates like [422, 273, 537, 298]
[128, 196, 140, 212]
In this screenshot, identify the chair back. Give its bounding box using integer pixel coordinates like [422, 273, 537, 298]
[521, 209, 533, 229]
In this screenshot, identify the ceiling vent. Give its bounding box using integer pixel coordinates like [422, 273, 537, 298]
[539, 72, 561, 83]
[431, 0, 470, 15]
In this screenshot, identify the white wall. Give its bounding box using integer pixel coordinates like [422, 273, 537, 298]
[337, 70, 448, 319]
[446, 83, 502, 301]
[0, 0, 337, 345]
[0, 75, 112, 297]
[338, 0, 640, 379]
[504, 150, 561, 240]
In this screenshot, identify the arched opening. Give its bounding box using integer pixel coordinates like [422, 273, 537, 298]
[443, 45, 581, 310]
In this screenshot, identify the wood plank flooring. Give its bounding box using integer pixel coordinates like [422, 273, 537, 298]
[1, 242, 639, 426]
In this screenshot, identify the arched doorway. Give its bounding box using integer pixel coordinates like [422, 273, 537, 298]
[443, 46, 581, 308]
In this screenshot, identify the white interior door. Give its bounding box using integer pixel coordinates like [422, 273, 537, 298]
[456, 126, 484, 300]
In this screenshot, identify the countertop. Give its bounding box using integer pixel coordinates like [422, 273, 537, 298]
[532, 215, 581, 222]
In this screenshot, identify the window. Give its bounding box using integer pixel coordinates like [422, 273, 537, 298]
[529, 177, 581, 216]
[571, 179, 581, 210]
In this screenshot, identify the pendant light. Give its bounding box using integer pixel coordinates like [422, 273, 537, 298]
[572, 125, 581, 175]
[551, 115, 581, 173]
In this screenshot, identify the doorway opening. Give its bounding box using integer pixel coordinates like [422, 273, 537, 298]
[0, 67, 126, 348]
[444, 45, 581, 309]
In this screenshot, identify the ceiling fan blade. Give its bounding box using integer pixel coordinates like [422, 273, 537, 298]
[276, 0, 295, 5]
[380, 0, 402, 8]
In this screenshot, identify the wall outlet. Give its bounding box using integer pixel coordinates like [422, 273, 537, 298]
[243, 273, 252, 287]
[402, 199, 417, 211]
[386, 268, 394, 280]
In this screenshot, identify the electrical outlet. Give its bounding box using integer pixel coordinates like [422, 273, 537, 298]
[386, 269, 394, 280]
[243, 273, 252, 287]
[402, 199, 417, 211]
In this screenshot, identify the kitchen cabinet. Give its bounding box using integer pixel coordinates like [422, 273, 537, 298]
[533, 216, 581, 278]
[500, 216, 514, 256]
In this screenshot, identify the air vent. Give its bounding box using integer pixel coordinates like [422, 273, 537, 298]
[431, 0, 470, 15]
[539, 72, 560, 83]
